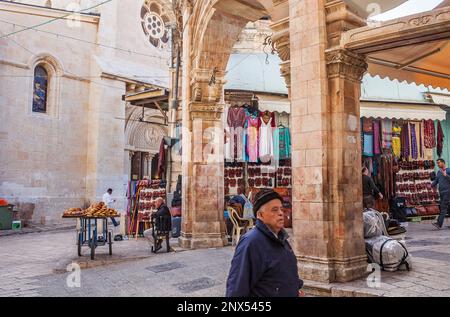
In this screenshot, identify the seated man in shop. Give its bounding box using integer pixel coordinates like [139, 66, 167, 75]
[362, 167, 383, 209]
[143, 197, 171, 251]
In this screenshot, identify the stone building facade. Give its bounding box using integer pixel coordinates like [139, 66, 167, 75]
[0, 0, 172, 223]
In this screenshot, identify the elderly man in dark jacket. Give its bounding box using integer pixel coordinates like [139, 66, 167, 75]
[226, 189, 303, 297]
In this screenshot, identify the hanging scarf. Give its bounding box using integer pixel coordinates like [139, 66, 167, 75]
[401, 123, 410, 159]
[373, 120, 381, 155]
[381, 119, 392, 149]
[424, 119, 436, 148]
[410, 123, 418, 160]
[437, 121, 445, 158]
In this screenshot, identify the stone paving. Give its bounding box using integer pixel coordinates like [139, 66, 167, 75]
[1, 220, 450, 297]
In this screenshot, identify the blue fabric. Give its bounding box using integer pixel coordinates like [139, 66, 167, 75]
[226, 219, 303, 297]
[363, 134, 374, 157]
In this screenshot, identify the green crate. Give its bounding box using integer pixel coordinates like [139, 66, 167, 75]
[12, 220, 21, 230]
[0, 205, 13, 230]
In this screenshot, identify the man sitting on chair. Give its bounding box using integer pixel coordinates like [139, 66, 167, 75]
[143, 197, 171, 251]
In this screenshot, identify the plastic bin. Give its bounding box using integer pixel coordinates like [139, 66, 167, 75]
[0, 205, 14, 230]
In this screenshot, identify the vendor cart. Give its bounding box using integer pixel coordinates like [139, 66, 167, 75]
[63, 215, 120, 260]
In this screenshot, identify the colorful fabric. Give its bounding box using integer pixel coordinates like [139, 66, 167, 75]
[401, 123, 410, 159]
[382, 119, 392, 149]
[273, 127, 291, 160]
[424, 119, 436, 148]
[373, 120, 381, 155]
[410, 123, 418, 159]
[246, 117, 259, 163]
[417, 122, 423, 158]
[392, 137, 401, 158]
[363, 134, 374, 157]
[259, 117, 274, 161]
[437, 121, 445, 158]
[363, 118, 373, 133]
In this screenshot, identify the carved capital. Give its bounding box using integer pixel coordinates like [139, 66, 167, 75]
[326, 49, 367, 82]
[189, 102, 224, 121]
[271, 18, 290, 62]
[190, 68, 226, 103]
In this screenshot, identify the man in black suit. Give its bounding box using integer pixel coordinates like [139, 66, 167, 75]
[143, 197, 171, 251]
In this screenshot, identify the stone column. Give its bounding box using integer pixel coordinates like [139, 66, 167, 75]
[178, 100, 227, 248]
[289, 0, 368, 282]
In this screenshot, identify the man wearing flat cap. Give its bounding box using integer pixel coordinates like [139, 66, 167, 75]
[226, 189, 304, 297]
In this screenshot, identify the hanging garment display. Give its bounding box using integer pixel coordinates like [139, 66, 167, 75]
[245, 116, 259, 163]
[424, 119, 436, 148]
[409, 123, 418, 160]
[437, 121, 445, 158]
[223, 104, 232, 160]
[401, 123, 410, 159]
[259, 116, 274, 161]
[363, 118, 374, 133]
[275, 112, 290, 128]
[417, 122, 423, 158]
[363, 133, 374, 157]
[382, 119, 392, 149]
[273, 127, 291, 160]
[227, 106, 246, 161]
[361, 118, 365, 154]
[373, 120, 381, 155]
[380, 153, 394, 200]
[391, 124, 401, 158]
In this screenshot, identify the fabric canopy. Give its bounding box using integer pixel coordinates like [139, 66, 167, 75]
[368, 40, 450, 90]
[360, 101, 447, 121]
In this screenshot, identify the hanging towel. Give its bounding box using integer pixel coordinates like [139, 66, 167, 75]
[437, 121, 445, 158]
[363, 133, 374, 157]
[381, 119, 392, 149]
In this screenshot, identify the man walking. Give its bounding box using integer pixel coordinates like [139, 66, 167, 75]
[431, 159, 450, 229]
[362, 167, 383, 209]
[226, 189, 304, 297]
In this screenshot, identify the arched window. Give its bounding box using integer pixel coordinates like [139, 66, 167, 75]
[32, 65, 49, 113]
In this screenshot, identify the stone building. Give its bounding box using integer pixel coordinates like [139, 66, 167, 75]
[0, 0, 174, 223]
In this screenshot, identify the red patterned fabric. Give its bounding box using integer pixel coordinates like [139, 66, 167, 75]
[424, 119, 436, 148]
[437, 121, 444, 157]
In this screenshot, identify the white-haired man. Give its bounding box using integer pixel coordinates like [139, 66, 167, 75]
[143, 197, 171, 251]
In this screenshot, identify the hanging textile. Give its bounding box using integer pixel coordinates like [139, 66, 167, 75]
[157, 139, 166, 178]
[437, 121, 445, 158]
[223, 104, 232, 160]
[363, 118, 373, 133]
[363, 133, 374, 157]
[409, 123, 418, 160]
[381, 119, 392, 149]
[424, 119, 436, 148]
[373, 120, 381, 155]
[361, 118, 365, 154]
[273, 127, 291, 160]
[246, 116, 259, 163]
[363, 156, 373, 174]
[274, 112, 290, 128]
[227, 106, 246, 161]
[391, 124, 401, 158]
[417, 122, 423, 158]
[259, 116, 274, 161]
[401, 123, 410, 159]
[380, 153, 394, 200]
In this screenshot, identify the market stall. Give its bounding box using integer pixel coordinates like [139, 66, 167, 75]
[360, 102, 447, 219]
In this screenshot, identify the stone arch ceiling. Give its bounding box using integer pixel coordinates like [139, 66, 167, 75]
[125, 106, 167, 152]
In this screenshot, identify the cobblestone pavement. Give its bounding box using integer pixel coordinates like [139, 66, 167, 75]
[1, 221, 450, 297]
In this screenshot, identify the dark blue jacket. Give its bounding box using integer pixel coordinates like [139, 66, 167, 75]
[226, 219, 303, 297]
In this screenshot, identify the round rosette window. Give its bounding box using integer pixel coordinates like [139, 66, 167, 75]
[141, 1, 170, 49]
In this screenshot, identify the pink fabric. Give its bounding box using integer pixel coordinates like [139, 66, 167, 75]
[246, 117, 259, 163]
[373, 120, 381, 155]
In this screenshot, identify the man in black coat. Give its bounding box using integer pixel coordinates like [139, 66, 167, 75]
[226, 189, 304, 297]
[143, 197, 171, 251]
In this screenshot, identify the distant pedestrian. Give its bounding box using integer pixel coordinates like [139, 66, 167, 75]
[362, 167, 383, 209]
[226, 189, 304, 297]
[431, 159, 450, 229]
[102, 188, 119, 227]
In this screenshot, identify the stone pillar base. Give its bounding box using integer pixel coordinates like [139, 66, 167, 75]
[178, 233, 228, 249]
[298, 255, 368, 283]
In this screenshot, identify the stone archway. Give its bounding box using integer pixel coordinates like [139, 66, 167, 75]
[179, 0, 372, 283]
